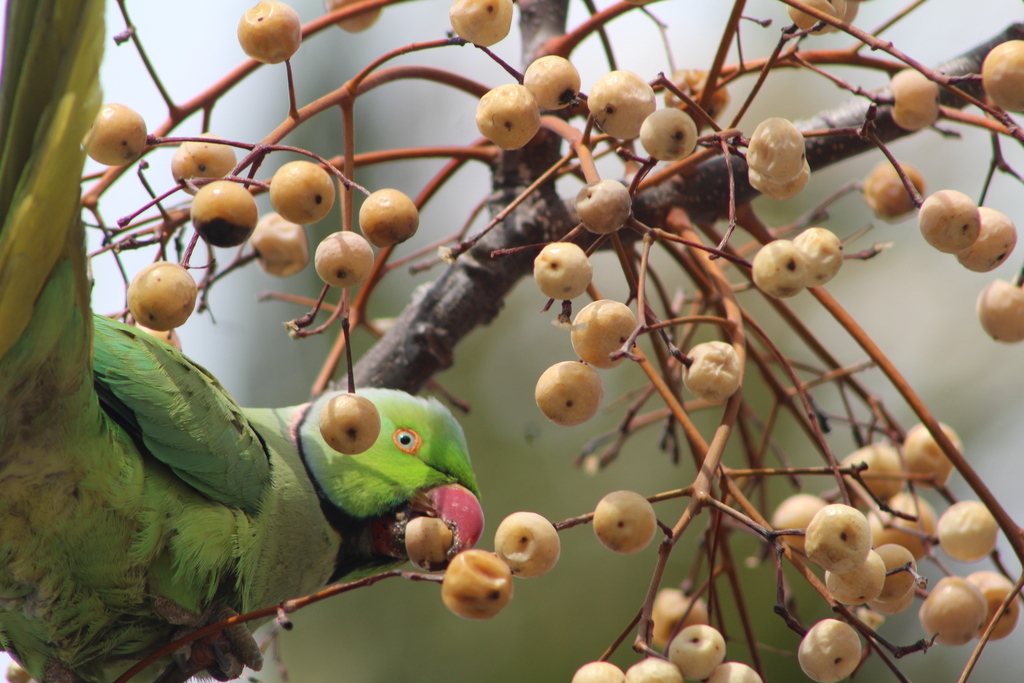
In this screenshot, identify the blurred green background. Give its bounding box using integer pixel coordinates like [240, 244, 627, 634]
[6, 0, 1024, 681]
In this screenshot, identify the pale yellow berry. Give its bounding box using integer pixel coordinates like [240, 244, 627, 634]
[493, 511, 560, 578]
[6, 662, 30, 683]
[324, 0, 381, 33]
[639, 109, 698, 161]
[751, 240, 807, 298]
[251, 213, 308, 277]
[83, 103, 147, 166]
[134, 322, 183, 351]
[870, 492, 936, 560]
[966, 570, 1021, 640]
[667, 624, 726, 681]
[651, 589, 709, 648]
[863, 161, 925, 222]
[982, 40, 1024, 112]
[918, 189, 981, 254]
[571, 299, 637, 369]
[937, 501, 998, 562]
[171, 133, 237, 191]
[787, 0, 845, 33]
[475, 84, 541, 150]
[683, 341, 742, 403]
[191, 180, 259, 248]
[976, 279, 1024, 342]
[902, 422, 960, 487]
[593, 490, 657, 554]
[576, 180, 632, 235]
[798, 619, 861, 683]
[359, 188, 419, 248]
[237, 1, 302, 64]
[873, 544, 917, 604]
[919, 576, 987, 646]
[523, 56, 581, 110]
[318, 392, 381, 454]
[793, 227, 843, 286]
[572, 661, 625, 683]
[750, 160, 810, 201]
[314, 231, 374, 288]
[805, 504, 872, 575]
[270, 160, 336, 225]
[449, 0, 513, 47]
[891, 69, 940, 131]
[127, 262, 197, 331]
[535, 361, 603, 426]
[405, 516, 454, 570]
[533, 242, 593, 300]
[664, 70, 730, 121]
[771, 493, 828, 553]
[746, 118, 806, 184]
[867, 581, 916, 616]
[588, 70, 656, 140]
[624, 658, 683, 683]
[841, 444, 902, 501]
[826, 549, 885, 604]
[956, 207, 1017, 272]
[705, 662, 762, 683]
[441, 549, 513, 619]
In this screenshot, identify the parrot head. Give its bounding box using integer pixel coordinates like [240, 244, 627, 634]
[298, 388, 484, 578]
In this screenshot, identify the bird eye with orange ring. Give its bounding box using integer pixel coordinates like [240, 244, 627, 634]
[393, 428, 422, 455]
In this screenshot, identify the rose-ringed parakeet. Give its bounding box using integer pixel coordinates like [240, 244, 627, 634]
[0, 2, 484, 683]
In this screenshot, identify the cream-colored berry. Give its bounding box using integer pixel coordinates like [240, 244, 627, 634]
[683, 341, 742, 403]
[750, 160, 810, 201]
[493, 511, 560, 578]
[593, 490, 657, 554]
[805, 504, 872, 575]
[873, 544, 917, 604]
[237, 1, 302, 64]
[902, 422, 960, 487]
[840, 444, 902, 501]
[318, 392, 381, 455]
[449, 0, 513, 47]
[405, 516, 454, 570]
[870, 492, 936, 560]
[134, 322, 183, 351]
[705, 662, 762, 683]
[624, 658, 683, 683]
[576, 180, 632, 235]
[793, 227, 843, 286]
[651, 589, 709, 648]
[270, 160, 336, 225]
[127, 262, 197, 331]
[976, 279, 1024, 342]
[359, 188, 419, 248]
[324, 0, 381, 33]
[751, 240, 807, 298]
[919, 576, 987, 646]
[891, 69, 940, 131]
[83, 103, 147, 166]
[171, 133, 237, 191]
[826, 549, 885, 604]
[798, 619, 861, 683]
[572, 661, 625, 683]
[863, 161, 925, 222]
[667, 624, 726, 681]
[314, 231, 375, 288]
[535, 361, 603, 426]
[571, 299, 637, 369]
[746, 118, 806, 184]
[787, 0, 845, 33]
[918, 189, 981, 254]
[956, 207, 1017, 272]
[771, 493, 828, 553]
[523, 56, 581, 110]
[191, 180, 259, 248]
[534, 242, 593, 300]
[587, 70, 656, 140]
[982, 40, 1024, 112]
[937, 501, 998, 562]
[639, 109, 698, 162]
[664, 70, 730, 122]
[867, 581, 916, 616]
[251, 213, 308, 277]
[475, 84, 541, 150]
[966, 570, 1021, 640]
[441, 549, 513, 619]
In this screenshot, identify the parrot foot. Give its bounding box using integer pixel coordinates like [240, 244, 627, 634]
[41, 659, 84, 683]
[153, 602, 263, 683]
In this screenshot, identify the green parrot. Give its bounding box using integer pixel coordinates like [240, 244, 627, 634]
[0, 2, 484, 683]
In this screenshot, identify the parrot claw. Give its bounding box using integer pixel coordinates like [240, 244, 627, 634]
[154, 603, 262, 683]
